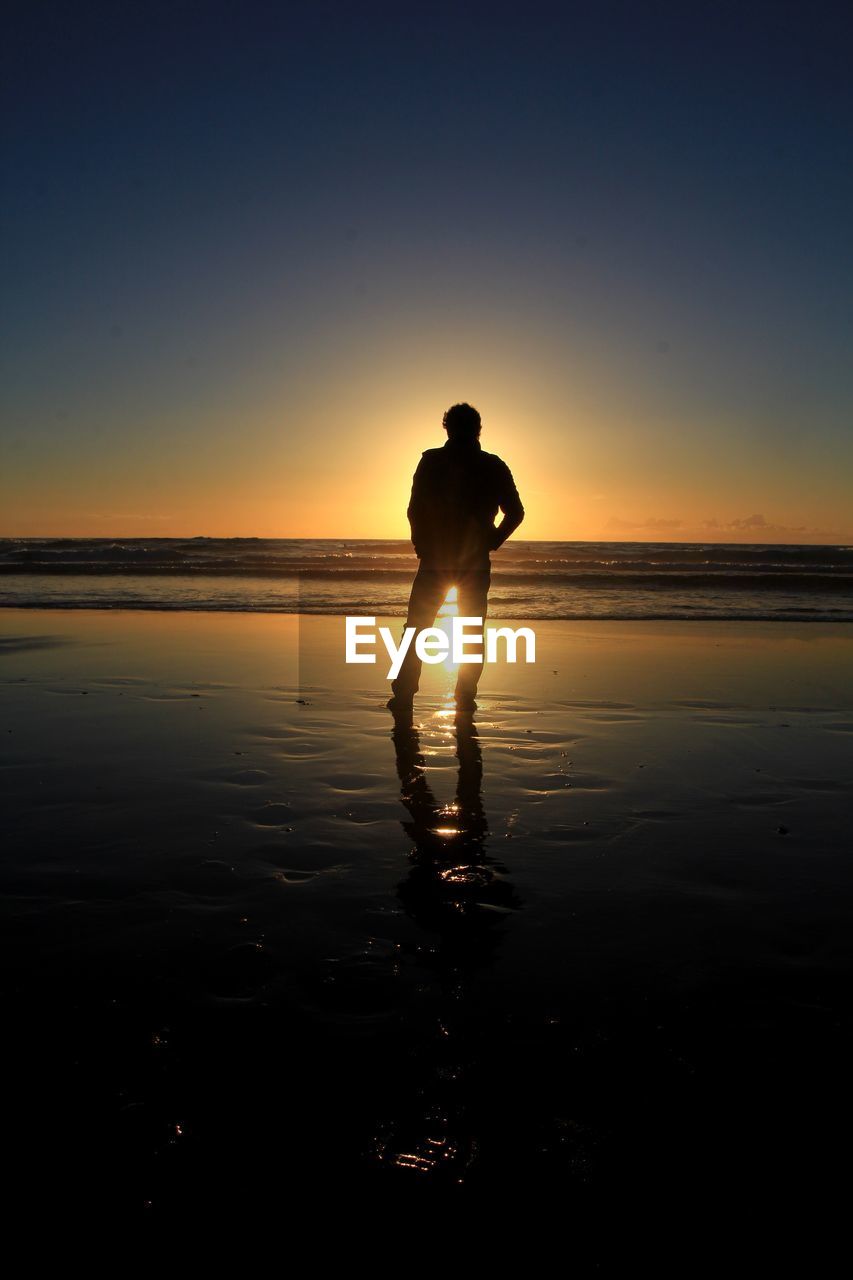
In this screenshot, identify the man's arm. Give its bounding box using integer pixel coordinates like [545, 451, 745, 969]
[407, 456, 429, 556]
[490, 463, 524, 551]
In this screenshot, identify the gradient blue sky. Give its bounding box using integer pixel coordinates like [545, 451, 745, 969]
[2, 0, 851, 539]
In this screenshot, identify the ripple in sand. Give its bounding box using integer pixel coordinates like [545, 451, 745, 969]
[545, 770, 613, 791]
[774, 705, 835, 715]
[174, 681, 234, 691]
[692, 714, 763, 726]
[559, 700, 638, 710]
[789, 778, 850, 791]
[245, 727, 333, 756]
[91, 675, 151, 687]
[0, 635, 74, 654]
[669, 699, 746, 710]
[199, 767, 271, 786]
[43, 686, 98, 697]
[578, 712, 646, 723]
[324, 772, 385, 792]
[540, 824, 601, 842]
[251, 845, 342, 877]
[140, 691, 211, 702]
[251, 802, 297, 826]
[729, 792, 791, 807]
[507, 729, 586, 744]
[276, 743, 335, 761]
[506, 745, 566, 761]
[333, 802, 389, 825]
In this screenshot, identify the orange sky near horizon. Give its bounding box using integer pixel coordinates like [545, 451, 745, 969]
[3, 211, 851, 547]
[4, 342, 851, 544]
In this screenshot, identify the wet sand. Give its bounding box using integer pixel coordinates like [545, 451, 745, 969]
[2, 608, 853, 1224]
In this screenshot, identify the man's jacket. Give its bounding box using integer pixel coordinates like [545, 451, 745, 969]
[407, 438, 524, 571]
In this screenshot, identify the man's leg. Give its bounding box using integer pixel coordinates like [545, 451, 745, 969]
[390, 568, 447, 701]
[454, 567, 491, 704]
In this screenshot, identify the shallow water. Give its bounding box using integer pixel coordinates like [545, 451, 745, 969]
[2, 537, 852, 620]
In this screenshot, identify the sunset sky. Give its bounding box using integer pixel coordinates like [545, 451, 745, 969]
[2, 0, 851, 542]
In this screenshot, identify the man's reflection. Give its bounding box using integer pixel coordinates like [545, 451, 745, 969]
[372, 708, 521, 1181]
[392, 710, 518, 953]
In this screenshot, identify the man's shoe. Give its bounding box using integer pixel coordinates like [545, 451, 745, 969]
[387, 693, 414, 719]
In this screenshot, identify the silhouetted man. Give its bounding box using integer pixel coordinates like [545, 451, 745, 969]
[388, 403, 524, 714]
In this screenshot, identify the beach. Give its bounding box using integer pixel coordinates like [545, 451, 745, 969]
[2, 607, 853, 1220]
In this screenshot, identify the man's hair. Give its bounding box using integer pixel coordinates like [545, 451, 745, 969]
[442, 403, 481, 439]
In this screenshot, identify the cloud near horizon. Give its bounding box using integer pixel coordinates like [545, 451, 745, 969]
[606, 513, 843, 540]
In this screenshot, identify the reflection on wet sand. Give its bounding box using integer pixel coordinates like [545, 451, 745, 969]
[5, 611, 853, 1212]
[371, 706, 521, 1181]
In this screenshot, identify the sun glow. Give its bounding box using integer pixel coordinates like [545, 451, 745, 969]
[437, 586, 459, 617]
[436, 586, 460, 672]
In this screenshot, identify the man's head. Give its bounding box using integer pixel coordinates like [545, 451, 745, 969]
[442, 402, 481, 442]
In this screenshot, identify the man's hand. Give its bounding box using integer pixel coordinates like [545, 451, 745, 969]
[492, 467, 524, 551]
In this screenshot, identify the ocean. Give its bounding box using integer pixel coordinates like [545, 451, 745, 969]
[1, 537, 851, 621]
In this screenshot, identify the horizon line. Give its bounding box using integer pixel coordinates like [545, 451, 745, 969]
[2, 534, 850, 547]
